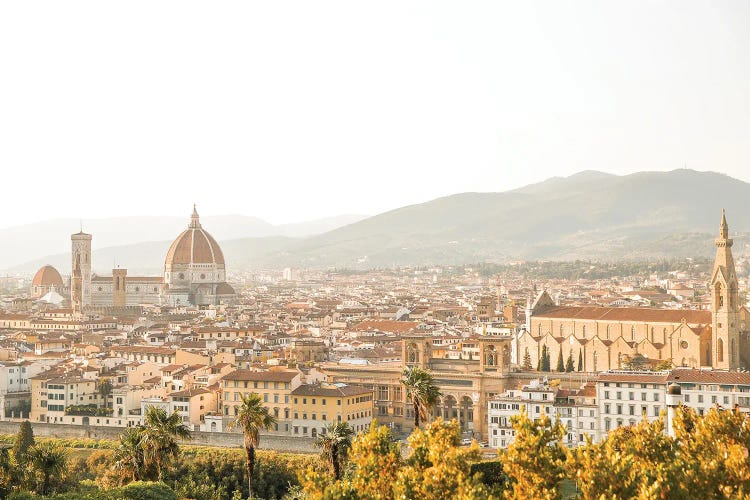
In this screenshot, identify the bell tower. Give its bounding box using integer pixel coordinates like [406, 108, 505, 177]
[711, 210, 741, 370]
[71, 230, 92, 307]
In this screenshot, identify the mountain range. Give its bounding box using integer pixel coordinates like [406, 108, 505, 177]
[6, 169, 750, 274]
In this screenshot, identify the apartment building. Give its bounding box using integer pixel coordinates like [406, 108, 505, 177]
[220, 369, 302, 434]
[289, 382, 374, 437]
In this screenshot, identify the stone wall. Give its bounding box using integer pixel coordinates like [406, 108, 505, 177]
[0, 420, 316, 453]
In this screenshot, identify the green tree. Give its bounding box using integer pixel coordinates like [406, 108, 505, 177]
[401, 366, 442, 429]
[394, 418, 488, 500]
[541, 347, 551, 372]
[113, 426, 149, 483]
[502, 409, 567, 500]
[304, 420, 401, 500]
[555, 350, 564, 372]
[227, 392, 277, 498]
[139, 406, 192, 482]
[537, 346, 545, 372]
[97, 379, 113, 408]
[672, 405, 750, 498]
[577, 349, 583, 371]
[565, 351, 574, 372]
[654, 358, 672, 371]
[13, 421, 35, 465]
[569, 416, 686, 499]
[314, 422, 355, 480]
[522, 349, 532, 371]
[28, 442, 67, 495]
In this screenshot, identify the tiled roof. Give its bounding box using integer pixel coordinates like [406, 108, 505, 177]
[670, 368, 750, 385]
[534, 306, 710, 324]
[222, 369, 298, 383]
[290, 383, 372, 397]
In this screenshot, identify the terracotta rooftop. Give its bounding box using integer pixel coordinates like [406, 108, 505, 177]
[290, 383, 372, 397]
[534, 306, 710, 324]
[222, 369, 298, 383]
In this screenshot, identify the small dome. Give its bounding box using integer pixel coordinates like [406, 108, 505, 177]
[164, 206, 225, 267]
[32, 265, 64, 287]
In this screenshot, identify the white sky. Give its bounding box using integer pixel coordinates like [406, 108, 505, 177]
[1, 1, 748, 228]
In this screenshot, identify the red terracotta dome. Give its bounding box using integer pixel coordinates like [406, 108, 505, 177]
[32, 265, 64, 287]
[164, 206, 225, 266]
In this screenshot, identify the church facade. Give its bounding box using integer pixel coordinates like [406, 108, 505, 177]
[57, 206, 235, 313]
[517, 211, 749, 371]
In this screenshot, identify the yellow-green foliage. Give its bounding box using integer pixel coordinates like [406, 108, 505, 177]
[394, 418, 489, 500]
[501, 410, 567, 500]
[303, 419, 490, 500]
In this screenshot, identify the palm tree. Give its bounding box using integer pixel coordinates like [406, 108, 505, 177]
[314, 421, 355, 480]
[139, 406, 192, 481]
[28, 443, 67, 495]
[228, 393, 277, 498]
[113, 427, 148, 482]
[401, 366, 442, 429]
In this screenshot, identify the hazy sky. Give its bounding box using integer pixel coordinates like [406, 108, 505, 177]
[1, 1, 748, 228]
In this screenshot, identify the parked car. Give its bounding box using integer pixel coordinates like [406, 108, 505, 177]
[461, 438, 472, 446]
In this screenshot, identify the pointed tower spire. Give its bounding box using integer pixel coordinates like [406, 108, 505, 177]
[190, 204, 201, 229]
[720, 208, 729, 239]
[711, 209, 741, 369]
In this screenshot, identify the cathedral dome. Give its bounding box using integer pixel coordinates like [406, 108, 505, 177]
[164, 206, 225, 267]
[32, 265, 64, 287]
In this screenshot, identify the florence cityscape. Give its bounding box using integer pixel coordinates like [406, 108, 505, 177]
[1, 2, 749, 499]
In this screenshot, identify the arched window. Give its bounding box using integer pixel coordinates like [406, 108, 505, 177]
[582, 325, 587, 338]
[717, 338, 724, 363]
[593, 351, 599, 372]
[560, 324, 564, 336]
[538, 324, 542, 336]
[606, 325, 610, 340]
[631, 326, 636, 341]
[650, 327, 655, 343]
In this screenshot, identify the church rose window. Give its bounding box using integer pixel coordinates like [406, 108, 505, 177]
[680, 341, 688, 350]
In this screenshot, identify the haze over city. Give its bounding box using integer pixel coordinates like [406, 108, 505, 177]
[1, 1, 749, 227]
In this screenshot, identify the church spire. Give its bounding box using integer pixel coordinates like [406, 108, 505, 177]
[719, 208, 729, 239]
[190, 204, 201, 229]
[711, 209, 741, 369]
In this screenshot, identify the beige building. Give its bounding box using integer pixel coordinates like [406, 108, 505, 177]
[321, 333, 513, 439]
[290, 383, 373, 437]
[220, 369, 302, 434]
[518, 212, 750, 372]
[169, 387, 218, 429]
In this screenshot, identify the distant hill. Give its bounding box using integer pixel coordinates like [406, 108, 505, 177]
[8, 169, 750, 273]
[0, 214, 365, 271]
[264, 169, 750, 268]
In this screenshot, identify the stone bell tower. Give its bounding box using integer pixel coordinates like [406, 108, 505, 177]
[711, 210, 741, 370]
[71, 230, 92, 307]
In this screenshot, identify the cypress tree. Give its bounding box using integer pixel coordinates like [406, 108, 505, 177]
[537, 346, 545, 371]
[523, 349, 533, 371]
[566, 351, 574, 372]
[556, 349, 564, 372]
[578, 349, 583, 371]
[13, 421, 34, 465]
[542, 347, 551, 372]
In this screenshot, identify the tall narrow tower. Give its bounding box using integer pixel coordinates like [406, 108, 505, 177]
[112, 268, 127, 307]
[71, 231, 92, 308]
[711, 210, 741, 370]
[71, 254, 82, 315]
